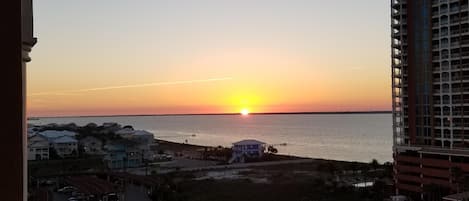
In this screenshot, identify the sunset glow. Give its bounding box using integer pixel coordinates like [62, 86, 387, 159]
[27, 1, 391, 117]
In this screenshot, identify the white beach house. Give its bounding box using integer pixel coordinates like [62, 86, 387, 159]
[230, 139, 266, 163]
[28, 134, 50, 160]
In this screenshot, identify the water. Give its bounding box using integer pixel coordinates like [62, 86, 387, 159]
[30, 113, 393, 163]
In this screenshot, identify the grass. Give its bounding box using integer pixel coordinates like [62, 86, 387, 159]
[28, 157, 106, 178]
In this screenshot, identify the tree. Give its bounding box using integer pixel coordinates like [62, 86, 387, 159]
[77, 144, 86, 158]
[370, 159, 380, 170]
[267, 145, 278, 154]
[123, 125, 134, 130]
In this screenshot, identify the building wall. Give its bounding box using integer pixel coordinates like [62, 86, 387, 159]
[392, 0, 469, 199]
[233, 144, 264, 158]
[28, 143, 49, 161]
[80, 137, 103, 155]
[28, 135, 50, 160]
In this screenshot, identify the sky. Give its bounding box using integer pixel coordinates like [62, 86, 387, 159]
[27, 0, 391, 117]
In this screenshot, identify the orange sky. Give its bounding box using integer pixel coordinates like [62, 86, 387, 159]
[27, 1, 391, 117]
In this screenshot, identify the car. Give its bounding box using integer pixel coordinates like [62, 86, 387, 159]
[45, 179, 55, 185]
[58, 186, 77, 194]
[105, 193, 119, 201]
[156, 154, 173, 160]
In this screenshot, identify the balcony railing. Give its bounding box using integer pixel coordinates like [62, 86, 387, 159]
[452, 87, 469, 92]
[451, 17, 469, 25]
[451, 27, 469, 35]
[452, 111, 469, 116]
[452, 76, 469, 81]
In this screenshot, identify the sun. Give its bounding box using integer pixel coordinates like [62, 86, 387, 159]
[240, 108, 250, 116]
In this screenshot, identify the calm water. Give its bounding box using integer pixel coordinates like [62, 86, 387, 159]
[30, 114, 393, 163]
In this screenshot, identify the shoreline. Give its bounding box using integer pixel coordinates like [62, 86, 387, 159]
[154, 139, 380, 164]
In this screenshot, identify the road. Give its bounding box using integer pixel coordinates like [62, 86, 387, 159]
[159, 159, 315, 174]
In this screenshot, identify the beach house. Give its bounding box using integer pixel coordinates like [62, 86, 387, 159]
[36, 130, 78, 158]
[230, 139, 266, 163]
[28, 134, 50, 160]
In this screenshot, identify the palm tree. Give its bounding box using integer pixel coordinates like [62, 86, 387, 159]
[267, 145, 278, 154]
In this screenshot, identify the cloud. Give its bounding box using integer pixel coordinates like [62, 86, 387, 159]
[28, 77, 233, 97]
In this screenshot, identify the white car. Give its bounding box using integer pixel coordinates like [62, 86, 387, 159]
[58, 186, 77, 193]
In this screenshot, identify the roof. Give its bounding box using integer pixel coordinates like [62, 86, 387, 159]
[27, 127, 37, 133]
[52, 136, 77, 144]
[105, 144, 126, 151]
[39, 130, 76, 139]
[80, 136, 101, 142]
[116, 128, 153, 136]
[29, 134, 48, 142]
[116, 128, 134, 135]
[233, 139, 266, 145]
[134, 130, 153, 136]
[29, 141, 49, 148]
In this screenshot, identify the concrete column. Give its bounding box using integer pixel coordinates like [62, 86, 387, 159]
[0, 0, 25, 200]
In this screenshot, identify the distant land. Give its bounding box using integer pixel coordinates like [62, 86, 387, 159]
[29, 111, 392, 119]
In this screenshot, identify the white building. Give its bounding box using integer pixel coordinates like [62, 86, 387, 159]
[52, 136, 78, 158]
[230, 139, 266, 163]
[79, 136, 103, 155]
[28, 135, 49, 160]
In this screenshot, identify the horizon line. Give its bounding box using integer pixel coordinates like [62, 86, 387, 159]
[28, 110, 392, 119]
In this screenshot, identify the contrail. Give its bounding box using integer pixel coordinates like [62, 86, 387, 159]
[28, 77, 233, 97]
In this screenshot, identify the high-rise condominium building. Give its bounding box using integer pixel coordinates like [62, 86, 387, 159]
[392, 0, 469, 200]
